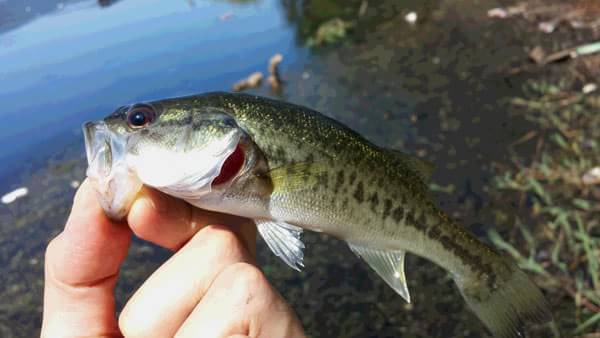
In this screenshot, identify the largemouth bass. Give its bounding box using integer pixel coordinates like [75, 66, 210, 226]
[83, 92, 551, 337]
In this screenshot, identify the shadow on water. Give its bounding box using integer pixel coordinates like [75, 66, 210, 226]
[0, 0, 562, 337]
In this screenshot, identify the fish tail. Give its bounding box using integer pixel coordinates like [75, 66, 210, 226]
[454, 258, 552, 338]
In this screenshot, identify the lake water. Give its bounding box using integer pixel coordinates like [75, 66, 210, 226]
[0, 0, 557, 337]
[0, 0, 316, 192]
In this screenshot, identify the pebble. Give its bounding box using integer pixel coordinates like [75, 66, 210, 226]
[487, 8, 508, 18]
[404, 12, 417, 24]
[582, 167, 600, 185]
[582, 83, 597, 94]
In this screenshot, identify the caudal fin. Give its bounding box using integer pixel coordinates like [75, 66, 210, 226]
[455, 260, 553, 338]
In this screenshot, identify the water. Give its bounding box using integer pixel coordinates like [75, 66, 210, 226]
[0, 0, 557, 337]
[0, 0, 308, 190]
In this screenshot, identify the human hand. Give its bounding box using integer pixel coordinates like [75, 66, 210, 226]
[42, 179, 306, 338]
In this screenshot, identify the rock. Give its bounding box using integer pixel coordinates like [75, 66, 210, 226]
[582, 167, 600, 185]
[529, 46, 546, 64]
[404, 12, 417, 24]
[487, 8, 508, 19]
[582, 83, 597, 94]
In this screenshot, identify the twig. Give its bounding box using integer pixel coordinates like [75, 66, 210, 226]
[559, 277, 600, 313]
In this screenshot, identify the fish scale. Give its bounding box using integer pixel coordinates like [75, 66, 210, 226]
[84, 92, 552, 338]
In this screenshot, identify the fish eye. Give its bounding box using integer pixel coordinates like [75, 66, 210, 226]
[127, 105, 155, 129]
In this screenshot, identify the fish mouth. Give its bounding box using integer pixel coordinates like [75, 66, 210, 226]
[82, 121, 142, 221]
[83, 121, 112, 178]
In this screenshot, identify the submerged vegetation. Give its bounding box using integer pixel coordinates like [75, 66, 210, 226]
[487, 80, 600, 336]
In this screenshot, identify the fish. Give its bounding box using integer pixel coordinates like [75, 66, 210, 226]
[83, 92, 552, 337]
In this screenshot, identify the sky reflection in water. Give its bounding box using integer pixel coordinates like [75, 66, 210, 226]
[0, 0, 306, 189]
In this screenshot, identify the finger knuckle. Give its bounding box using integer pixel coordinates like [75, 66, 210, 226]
[220, 262, 270, 304]
[128, 219, 155, 243]
[195, 225, 246, 256]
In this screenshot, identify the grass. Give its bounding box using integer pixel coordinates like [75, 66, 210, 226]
[486, 80, 600, 336]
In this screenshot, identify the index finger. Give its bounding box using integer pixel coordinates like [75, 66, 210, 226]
[126, 187, 256, 254]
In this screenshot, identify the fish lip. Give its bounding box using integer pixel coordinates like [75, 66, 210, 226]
[82, 121, 112, 177]
[82, 121, 98, 166]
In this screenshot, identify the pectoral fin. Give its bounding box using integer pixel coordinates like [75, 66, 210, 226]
[265, 162, 328, 192]
[255, 219, 305, 271]
[349, 243, 411, 303]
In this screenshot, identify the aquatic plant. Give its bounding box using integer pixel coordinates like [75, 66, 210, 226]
[488, 80, 600, 336]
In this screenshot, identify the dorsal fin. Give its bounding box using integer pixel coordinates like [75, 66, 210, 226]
[386, 149, 435, 182]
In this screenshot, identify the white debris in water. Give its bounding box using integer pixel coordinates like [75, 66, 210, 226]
[219, 11, 234, 21]
[582, 83, 597, 94]
[582, 167, 600, 185]
[1, 187, 28, 204]
[538, 22, 556, 33]
[487, 8, 508, 18]
[70, 180, 81, 189]
[404, 12, 417, 24]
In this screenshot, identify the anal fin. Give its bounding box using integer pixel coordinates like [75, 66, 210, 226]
[349, 243, 411, 303]
[256, 219, 305, 271]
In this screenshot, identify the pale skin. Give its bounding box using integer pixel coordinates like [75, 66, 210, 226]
[41, 179, 306, 338]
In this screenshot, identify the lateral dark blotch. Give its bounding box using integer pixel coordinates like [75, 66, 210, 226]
[316, 172, 329, 189]
[427, 224, 441, 239]
[405, 211, 416, 227]
[438, 234, 494, 278]
[348, 172, 357, 185]
[382, 199, 392, 220]
[391, 206, 404, 222]
[418, 213, 427, 227]
[353, 181, 364, 203]
[342, 197, 349, 209]
[369, 192, 379, 212]
[334, 171, 344, 194]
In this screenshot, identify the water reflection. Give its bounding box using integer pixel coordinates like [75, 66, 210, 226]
[0, 0, 305, 191]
